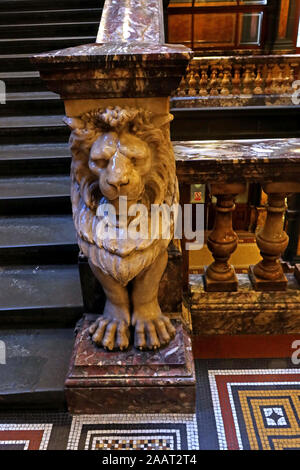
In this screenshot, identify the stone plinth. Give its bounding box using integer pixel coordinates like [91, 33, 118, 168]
[189, 273, 300, 335]
[65, 315, 196, 414]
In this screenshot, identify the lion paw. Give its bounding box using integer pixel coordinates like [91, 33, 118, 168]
[89, 317, 130, 351]
[134, 316, 176, 351]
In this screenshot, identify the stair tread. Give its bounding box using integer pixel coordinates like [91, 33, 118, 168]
[0, 71, 39, 78]
[0, 175, 70, 199]
[0, 264, 82, 309]
[0, 215, 76, 247]
[0, 327, 74, 406]
[0, 114, 65, 128]
[6, 91, 59, 101]
[0, 143, 69, 159]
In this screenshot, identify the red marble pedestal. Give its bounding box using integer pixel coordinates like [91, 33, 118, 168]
[65, 315, 196, 414]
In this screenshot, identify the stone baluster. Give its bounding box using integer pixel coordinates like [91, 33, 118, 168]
[264, 65, 273, 94]
[270, 64, 281, 94]
[199, 64, 208, 96]
[232, 65, 241, 95]
[193, 66, 200, 95]
[176, 75, 187, 96]
[187, 70, 197, 96]
[209, 65, 219, 95]
[281, 63, 290, 93]
[204, 183, 246, 292]
[220, 64, 232, 95]
[288, 63, 296, 93]
[253, 65, 264, 94]
[242, 64, 255, 94]
[249, 182, 300, 291]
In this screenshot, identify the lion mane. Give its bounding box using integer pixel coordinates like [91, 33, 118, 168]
[65, 106, 178, 286]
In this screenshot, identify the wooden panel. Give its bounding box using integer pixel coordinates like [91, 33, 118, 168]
[169, 1, 193, 6]
[168, 13, 192, 46]
[194, 1, 237, 5]
[278, 0, 290, 39]
[193, 12, 236, 47]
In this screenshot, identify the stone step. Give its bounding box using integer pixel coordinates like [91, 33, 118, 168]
[0, 22, 99, 39]
[0, 71, 44, 93]
[0, 8, 102, 25]
[0, 264, 83, 326]
[0, 326, 75, 410]
[0, 143, 71, 176]
[1, 91, 64, 116]
[0, 36, 96, 54]
[0, 175, 71, 214]
[0, 214, 78, 264]
[0, 114, 68, 144]
[0, 0, 102, 12]
[0, 53, 33, 72]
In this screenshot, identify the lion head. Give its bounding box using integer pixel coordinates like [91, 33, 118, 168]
[65, 106, 178, 285]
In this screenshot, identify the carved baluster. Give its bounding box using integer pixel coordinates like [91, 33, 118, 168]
[232, 65, 241, 95]
[199, 64, 209, 96]
[242, 64, 254, 94]
[177, 75, 187, 96]
[220, 64, 232, 95]
[288, 63, 295, 93]
[187, 70, 197, 96]
[270, 64, 281, 94]
[253, 65, 264, 94]
[204, 183, 246, 292]
[193, 65, 200, 95]
[209, 65, 219, 95]
[281, 63, 291, 93]
[265, 65, 273, 94]
[249, 182, 300, 291]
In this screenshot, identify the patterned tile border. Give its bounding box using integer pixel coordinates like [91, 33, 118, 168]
[0, 424, 52, 450]
[208, 368, 300, 450]
[67, 414, 199, 450]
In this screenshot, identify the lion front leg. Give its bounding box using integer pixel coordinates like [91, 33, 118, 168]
[88, 261, 130, 351]
[131, 250, 176, 350]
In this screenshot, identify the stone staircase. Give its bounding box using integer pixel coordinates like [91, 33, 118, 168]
[0, 0, 103, 410]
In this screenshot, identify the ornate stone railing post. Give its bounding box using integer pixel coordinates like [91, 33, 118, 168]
[32, 0, 195, 414]
[249, 182, 300, 291]
[205, 183, 246, 292]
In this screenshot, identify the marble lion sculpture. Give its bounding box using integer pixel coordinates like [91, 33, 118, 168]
[65, 106, 178, 351]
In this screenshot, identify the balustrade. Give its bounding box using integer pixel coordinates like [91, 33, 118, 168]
[173, 139, 300, 293]
[172, 55, 300, 107]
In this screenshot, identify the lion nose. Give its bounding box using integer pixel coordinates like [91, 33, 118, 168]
[106, 154, 130, 189]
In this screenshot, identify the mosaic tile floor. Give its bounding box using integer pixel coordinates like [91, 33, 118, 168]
[1, 354, 300, 450]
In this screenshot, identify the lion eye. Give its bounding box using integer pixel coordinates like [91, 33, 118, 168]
[96, 159, 108, 168]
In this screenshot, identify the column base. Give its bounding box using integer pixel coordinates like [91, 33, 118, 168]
[203, 266, 238, 292]
[248, 264, 288, 291]
[294, 264, 300, 285]
[65, 314, 196, 414]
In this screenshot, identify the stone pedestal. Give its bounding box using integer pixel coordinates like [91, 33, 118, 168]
[248, 264, 288, 292]
[204, 265, 238, 292]
[65, 315, 196, 414]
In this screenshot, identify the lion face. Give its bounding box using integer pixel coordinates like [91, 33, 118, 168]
[88, 131, 152, 203]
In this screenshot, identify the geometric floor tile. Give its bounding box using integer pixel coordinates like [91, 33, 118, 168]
[67, 414, 199, 450]
[208, 368, 300, 450]
[1, 358, 299, 450]
[0, 424, 52, 450]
